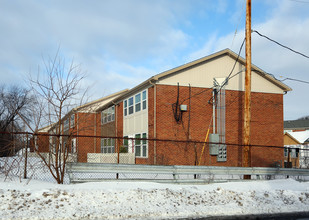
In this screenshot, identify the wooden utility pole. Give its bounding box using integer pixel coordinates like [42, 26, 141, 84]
[243, 0, 252, 170]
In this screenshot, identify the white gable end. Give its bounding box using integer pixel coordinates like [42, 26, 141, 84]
[156, 55, 284, 94]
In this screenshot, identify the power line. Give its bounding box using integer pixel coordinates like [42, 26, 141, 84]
[288, 0, 309, 3]
[231, 0, 246, 48]
[252, 30, 309, 59]
[253, 68, 309, 85]
[208, 37, 246, 104]
[280, 77, 309, 84]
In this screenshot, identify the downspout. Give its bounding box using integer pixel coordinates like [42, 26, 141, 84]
[77, 113, 79, 161]
[94, 113, 96, 153]
[113, 101, 119, 164]
[213, 89, 216, 134]
[149, 79, 157, 165]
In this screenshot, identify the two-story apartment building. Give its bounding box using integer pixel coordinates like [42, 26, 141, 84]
[35, 49, 291, 167]
[96, 49, 291, 167]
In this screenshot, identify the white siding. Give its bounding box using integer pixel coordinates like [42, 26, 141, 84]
[157, 55, 284, 94]
[123, 89, 148, 136]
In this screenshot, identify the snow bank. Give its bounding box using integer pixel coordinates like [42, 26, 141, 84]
[0, 177, 308, 219]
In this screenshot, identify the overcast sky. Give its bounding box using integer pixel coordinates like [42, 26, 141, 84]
[0, 0, 308, 120]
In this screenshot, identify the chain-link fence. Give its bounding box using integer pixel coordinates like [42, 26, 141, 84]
[1, 132, 309, 184]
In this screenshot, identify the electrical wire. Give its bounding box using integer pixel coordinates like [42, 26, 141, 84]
[172, 83, 182, 123]
[280, 77, 309, 84]
[208, 37, 246, 104]
[252, 69, 309, 86]
[252, 30, 309, 59]
[288, 0, 309, 3]
[180, 87, 213, 104]
[230, 0, 246, 48]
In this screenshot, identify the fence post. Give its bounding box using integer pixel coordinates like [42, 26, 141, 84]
[23, 133, 28, 179]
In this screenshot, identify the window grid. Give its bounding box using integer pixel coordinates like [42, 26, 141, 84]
[63, 118, 69, 130]
[135, 133, 147, 158]
[70, 114, 75, 128]
[124, 100, 127, 116]
[101, 138, 115, 153]
[101, 106, 115, 124]
[124, 90, 147, 116]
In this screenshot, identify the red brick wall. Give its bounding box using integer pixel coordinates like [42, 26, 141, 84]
[116, 102, 123, 153]
[95, 112, 101, 153]
[30, 133, 49, 153]
[147, 86, 155, 165]
[146, 84, 284, 167]
[76, 112, 96, 162]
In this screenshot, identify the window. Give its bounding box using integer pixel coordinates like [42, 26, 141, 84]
[124, 100, 127, 116]
[101, 138, 115, 153]
[135, 133, 147, 158]
[101, 106, 115, 124]
[70, 114, 75, 128]
[34, 136, 38, 151]
[128, 97, 134, 115]
[135, 94, 141, 112]
[284, 148, 288, 157]
[142, 90, 147, 110]
[63, 118, 69, 130]
[123, 136, 129, 153]
[135, 134, 141, 157]
[142, 133, 147, 157]
[71, 138, 76, 153]
[124, 90, 147, 116]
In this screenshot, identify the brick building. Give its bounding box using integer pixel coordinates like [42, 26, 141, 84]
[37, 49, 291, 167]
[96, 49, 291, 167]
[34, 89, 128, 162]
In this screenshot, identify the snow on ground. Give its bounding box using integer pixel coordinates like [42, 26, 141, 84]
[0, 176, 309, 220]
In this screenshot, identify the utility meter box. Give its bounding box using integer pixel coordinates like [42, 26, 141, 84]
[180, 104, 187, 111]
[209, 133, 219, 155]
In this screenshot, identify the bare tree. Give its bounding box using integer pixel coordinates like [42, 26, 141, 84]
[298, 116, 309, 120]
[0, 85, 32, 157]
[26, 51, 87, 184]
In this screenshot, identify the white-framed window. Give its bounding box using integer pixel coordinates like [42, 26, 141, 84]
[142, 90, 147, 110]
[34, 136, 38, 151]
[128, 97, 134, 115]
[124, 100, 128, 116]
[124, 90, 147, 116]
[135, 93, 141, 112]
[70, 114, 75, 128]
[135, 133, 147, 158]
[71, 138, 76, 153]
[101, 106, 115, 124]
[100, 138, 115, 153]
[123, 136, 129, 153]
[63, 118, 69, 130]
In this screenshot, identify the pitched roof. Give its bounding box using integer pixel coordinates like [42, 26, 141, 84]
[75, 89, 129, 113]
[39, 89, 129, 132]
[284, 132, 301, 145]
[284, 119, 309, 130]
[286, 130, 309, 144]
[109, 48, 291, 104]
